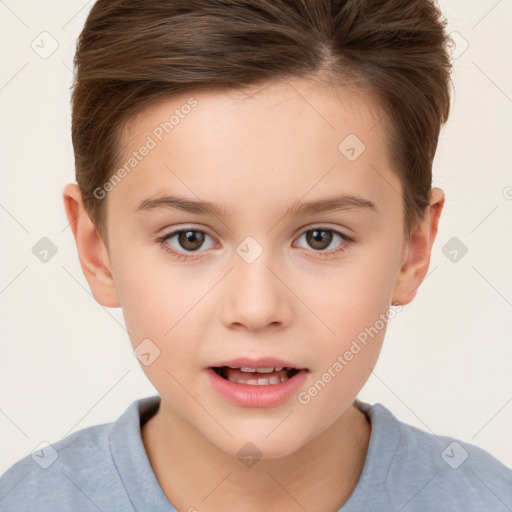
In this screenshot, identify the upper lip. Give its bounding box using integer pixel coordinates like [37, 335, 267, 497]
[208, 357, 307, 370]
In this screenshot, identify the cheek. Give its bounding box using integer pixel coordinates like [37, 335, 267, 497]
[292, 244, 399, 402]
[115, 265, 206, 397]
[295, 265, 393, 416]
[298, 254, 398, 342]
[112, 243, 199, 340]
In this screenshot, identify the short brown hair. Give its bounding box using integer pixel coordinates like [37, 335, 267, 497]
[71, 0, 453, 243]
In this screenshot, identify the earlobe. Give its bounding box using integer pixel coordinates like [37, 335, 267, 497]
[392, 188, 445, 306]
[62, 183, 121, 308]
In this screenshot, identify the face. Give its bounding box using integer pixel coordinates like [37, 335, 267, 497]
[102, 78, 409, 458]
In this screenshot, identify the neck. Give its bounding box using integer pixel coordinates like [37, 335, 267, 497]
[141, 401, 371, 512]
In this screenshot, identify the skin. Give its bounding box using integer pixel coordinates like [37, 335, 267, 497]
[63, 77, 444, 511]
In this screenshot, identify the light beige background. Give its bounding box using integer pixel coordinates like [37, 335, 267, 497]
[1, 0, 511, 475]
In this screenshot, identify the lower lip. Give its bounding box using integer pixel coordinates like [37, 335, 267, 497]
[206, 368, 308, 408]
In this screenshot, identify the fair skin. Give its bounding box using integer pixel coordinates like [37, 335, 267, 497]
[63, 78, 444, 511]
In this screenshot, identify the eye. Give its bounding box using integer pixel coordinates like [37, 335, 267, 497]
[157, 226, 352, 262]
[157, 229, 216, 261]
[294, 227, 352, 258]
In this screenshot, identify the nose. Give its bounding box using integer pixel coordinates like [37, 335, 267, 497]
[220, 248, 293, 332]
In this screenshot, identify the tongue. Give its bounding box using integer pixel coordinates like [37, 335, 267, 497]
[223, 367, 289, 381]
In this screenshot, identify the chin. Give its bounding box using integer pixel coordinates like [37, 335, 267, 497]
[208, 427, 312, 463]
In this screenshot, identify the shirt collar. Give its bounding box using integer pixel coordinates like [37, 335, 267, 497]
[109, 394, 176, 512]
[108, 395, 399, 511]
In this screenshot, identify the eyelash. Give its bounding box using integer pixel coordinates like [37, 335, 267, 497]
[156, 227, 354, 262]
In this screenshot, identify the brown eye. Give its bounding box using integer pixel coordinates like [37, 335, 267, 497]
[305, 229, 334, 251]
[159, 229, 215, 257]
[294, 227, 352, 258]
[296, 228, 346, 252]
[176, 230, 206, 251]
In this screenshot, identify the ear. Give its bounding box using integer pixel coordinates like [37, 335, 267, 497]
[392, 187, 445, 306]
[63, 183, 121, 308]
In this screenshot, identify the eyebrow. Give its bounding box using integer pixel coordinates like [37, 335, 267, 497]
[134, 193, 377, 218]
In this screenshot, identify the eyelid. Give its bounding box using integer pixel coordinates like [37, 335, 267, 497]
[294, 222, 352, 237]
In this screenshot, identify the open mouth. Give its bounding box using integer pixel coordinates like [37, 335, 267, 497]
[211, 366, 300, 385]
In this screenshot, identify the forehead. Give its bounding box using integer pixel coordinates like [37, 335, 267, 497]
[108, 78, 400, 220]
[121, 78, 386, 153]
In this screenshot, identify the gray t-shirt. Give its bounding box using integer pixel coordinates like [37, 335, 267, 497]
[1, 395, 511, 511]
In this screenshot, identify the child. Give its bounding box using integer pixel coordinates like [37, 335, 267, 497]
[1, 0, 511, 510]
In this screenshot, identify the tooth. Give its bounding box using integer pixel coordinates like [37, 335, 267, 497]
[240, 367, 257, 372]
[227, 375, 287, 385]
[256, 367, 274, 373]
[274, 367, 283, 371]
[230, 377, 286, 385]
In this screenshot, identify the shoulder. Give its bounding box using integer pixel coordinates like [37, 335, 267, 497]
[356, 401, 512, 511]
[0, 398, 148, 512]
[393, 414, 512, 503]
